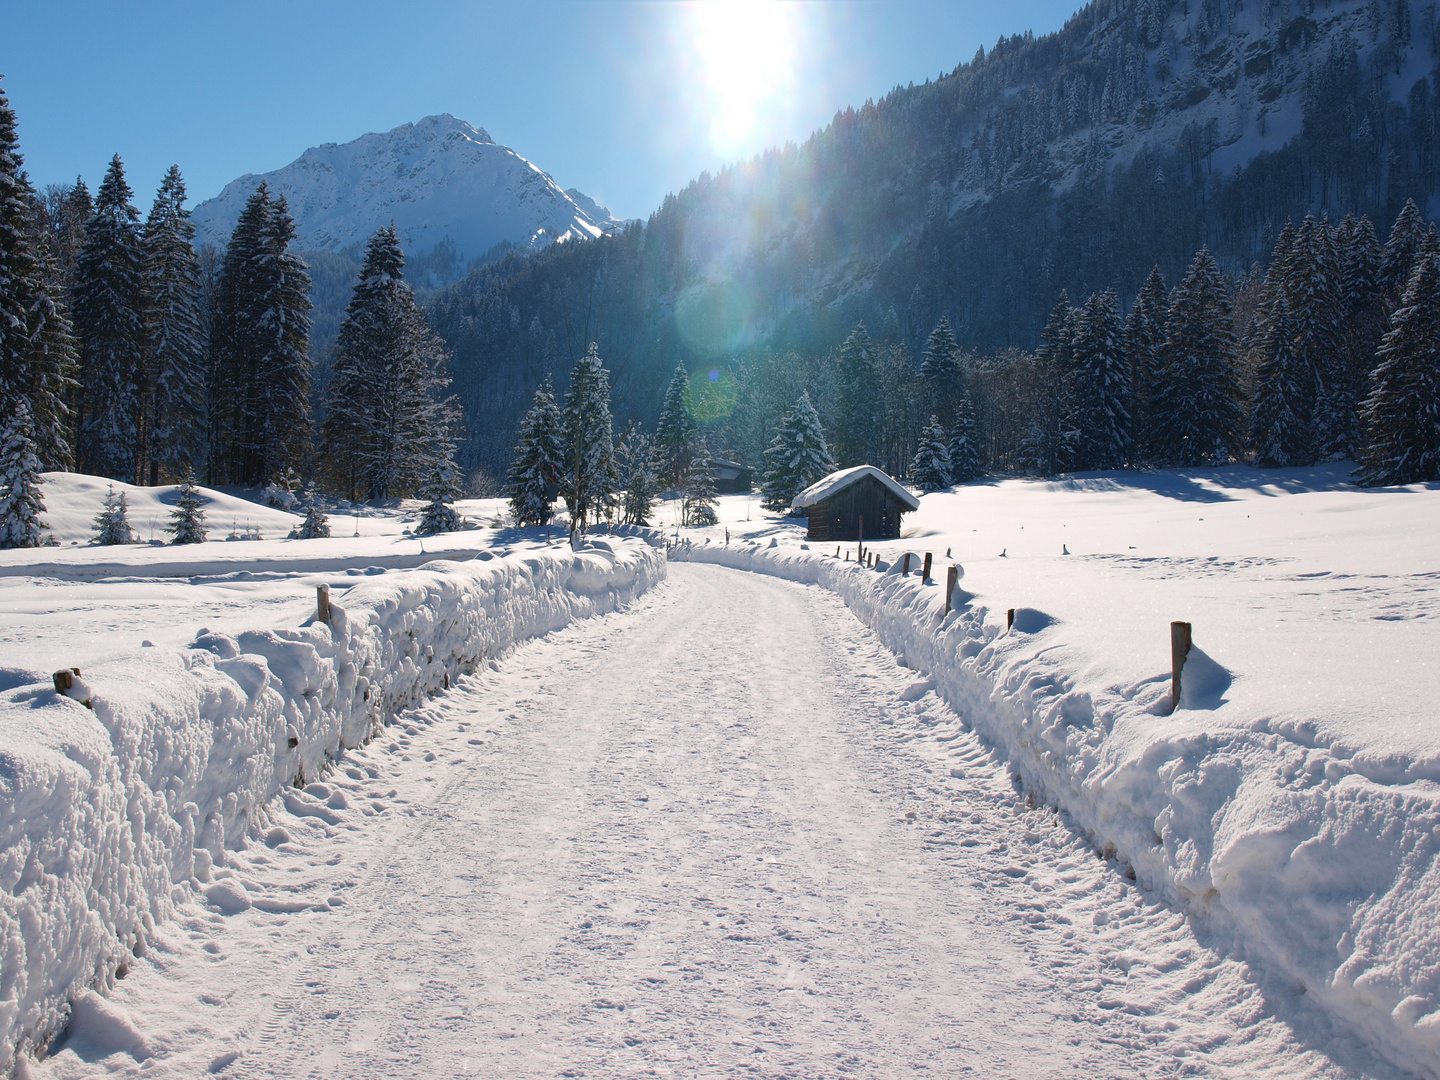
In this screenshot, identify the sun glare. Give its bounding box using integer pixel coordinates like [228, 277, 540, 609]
[690, 0, 795, 155]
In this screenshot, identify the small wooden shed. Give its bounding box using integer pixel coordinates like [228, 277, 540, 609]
[709, 458, 753, 494]
[791, 465, 920, 542]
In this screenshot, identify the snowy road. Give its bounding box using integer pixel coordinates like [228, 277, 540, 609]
[37, 564, 1395, 1079]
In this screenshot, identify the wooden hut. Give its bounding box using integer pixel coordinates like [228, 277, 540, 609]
[709, 458, 753, 494]
[791, 466, 920, 542]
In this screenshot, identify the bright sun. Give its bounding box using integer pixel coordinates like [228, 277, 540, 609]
[690, 0, 795, 155]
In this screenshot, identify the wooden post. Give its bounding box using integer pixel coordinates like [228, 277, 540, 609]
[901, 553, 911, 576]
[1007, 608, 1015, 630]
[53, 667, 90, 709]
[317, 584, 332, 626]
[922, 552, 932, 583]
[858, 515, 864, 562]
[835, 546, 840, 558]
[943, 565, 959, 616]
[1170, 621, 1192, 715]
[946, 547, 952, 558]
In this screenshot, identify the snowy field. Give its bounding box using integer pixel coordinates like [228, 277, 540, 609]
[2, 464, 1439, 1078]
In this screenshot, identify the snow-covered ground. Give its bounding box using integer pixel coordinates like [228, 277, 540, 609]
[25, 565, 1398, 1079]
[3, 464, 1438, 1078]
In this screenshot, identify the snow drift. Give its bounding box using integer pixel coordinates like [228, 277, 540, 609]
[677, 536, 1440, 1079]
[0, 537, 664, 1071]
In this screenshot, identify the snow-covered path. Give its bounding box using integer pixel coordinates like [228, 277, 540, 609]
[36, 565, 1395, 1079]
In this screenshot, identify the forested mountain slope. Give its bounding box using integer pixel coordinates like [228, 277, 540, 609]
[431, 0, 1440, 474]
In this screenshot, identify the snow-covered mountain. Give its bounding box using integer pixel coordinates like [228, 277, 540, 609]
[191, 114, 621, 259]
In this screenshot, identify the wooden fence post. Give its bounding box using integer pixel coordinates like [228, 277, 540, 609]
[1170, 621, 1191, 714]
[317, 584, 332, 626]
[53, 667, 90, 709]
[1007, 608, 1015, 630]
[943, 565, 959, 617]
[922, 552, 932, 583]
[901, 553, 911, 576]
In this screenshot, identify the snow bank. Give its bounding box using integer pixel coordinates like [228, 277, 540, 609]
[677, 536, 1440, 1079]
[0, 537, 664, 1070]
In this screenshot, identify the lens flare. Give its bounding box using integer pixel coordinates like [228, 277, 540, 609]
[689, 0, 795, 155]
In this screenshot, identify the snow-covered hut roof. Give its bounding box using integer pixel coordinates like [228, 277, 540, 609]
[791, 466, 920, 512]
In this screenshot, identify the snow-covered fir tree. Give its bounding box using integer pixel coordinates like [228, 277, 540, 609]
[761, 391, 835, 512]
[1379, 197, 1427, 301]
[1068, 289, 1131, 470]
[1288, 217, 1351, 460]
[1249, 296, 1312, 467]
[919, 316, 962, 425]
[1035, 292, 1078, 474]
[1359, 256, 1440, 486]
[1123, 266, 1168, 462]
[833, 323, 878, 466]
[210, 184, 313, 487]
[560, 343, 616, 542]
[910, 417, 951, 491]
[72, 154, 144, 480]
[139, 165, 206, 484]
[167, 465, 207, 544]
[946, 388, 982, 484]
[0, 80, 76, 472]
[322, 224, 451, 500]
[1150, 248, 1242, 467]
[681, 439, 719, 526]
[415, 453, 463, 536]
[654, 363, 698, 489]
[0, 400, 48, 548]
[296, 486, 330, 539]
[91, 483, 135, 545]
[506, 376, 564, 526]
[615, 424, 659, 526]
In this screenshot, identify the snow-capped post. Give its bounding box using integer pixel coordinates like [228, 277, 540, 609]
[1170, 621, 1192, 714]
[1007, 608, 1015, 630]
[317, 584, 332, 626]
[922, 552, 933, 583]
[901, 553, 911, 576]
[944, 565, 960, 617]
[52, 668, 90, 709]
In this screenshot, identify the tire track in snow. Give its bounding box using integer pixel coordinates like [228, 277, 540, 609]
[36, 563, 1396, 1079]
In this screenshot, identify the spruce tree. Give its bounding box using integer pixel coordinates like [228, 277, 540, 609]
[210, 185, 313, 487]
[833, 323, 878, 466]
[910, 416, 951, 491]
[1359, 257, 1440, 485]
[1036, 292, 1078, 474]
[91, 483, 135, 544]
[322, 224, 450, 500]
[167, 465, 207, 544]
[1288, 217, 1351, 460]
[0, 399, 48, 548]
[920, 316, 962, 425]
[1380, 198, 1427, 302]
[761, 390, 835, 512]
[1249, 296, 1312, 467]
[296, 486, 330, 539]
[654, 362, 698, 489]
[506, 376, 564, 526]
[1069, 289, 1131, 469]
[681, 439, 719, 526]
[615, 425, 660, 526]
[947, 387, 982, 483]
[72, 154, 144, 480]
[560, 343, 616, 542]
[0, 78, 76, 472]
[415, 456, 463, 536]
[1123, 266, 1168, 461]
[1151, 248, 1243, 467]
[139, 165, 206, 484]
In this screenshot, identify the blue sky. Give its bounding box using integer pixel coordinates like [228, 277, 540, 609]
[5, 1, 1079, 221]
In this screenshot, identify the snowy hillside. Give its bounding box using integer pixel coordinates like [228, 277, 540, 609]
[190, 114, 621, 260]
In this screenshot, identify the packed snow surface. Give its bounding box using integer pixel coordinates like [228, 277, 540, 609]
[24, 565, 1399, 1078]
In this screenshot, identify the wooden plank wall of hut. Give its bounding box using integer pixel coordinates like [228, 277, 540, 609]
[806, 476, 903, 542]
